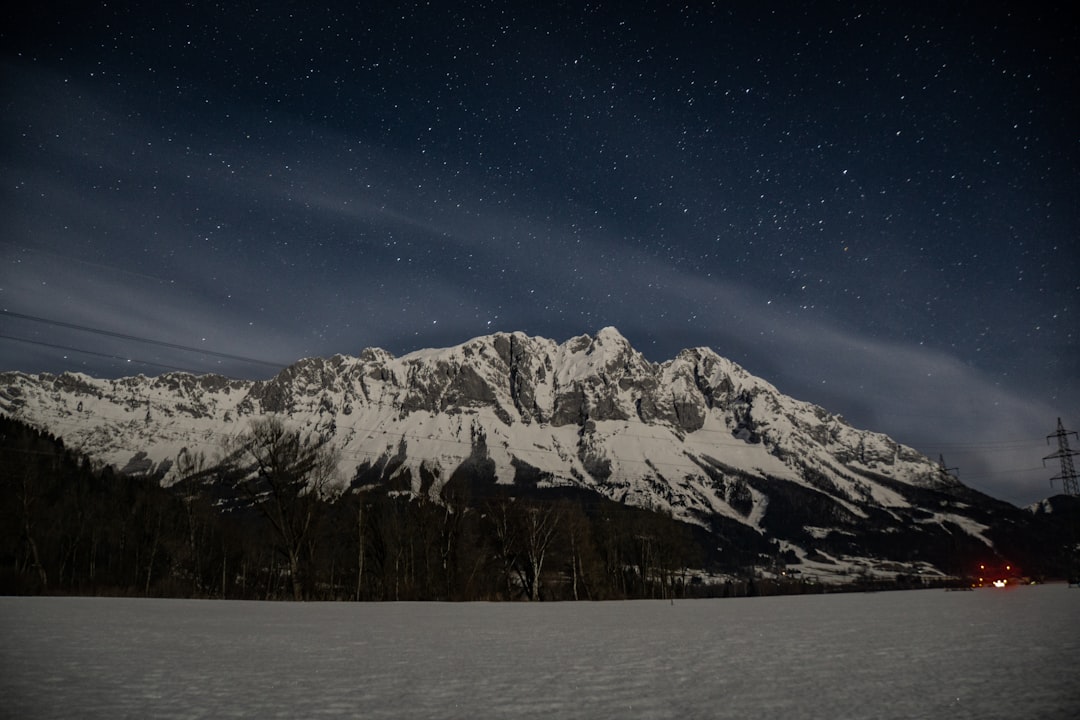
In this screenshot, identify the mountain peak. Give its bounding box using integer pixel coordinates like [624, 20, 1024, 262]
[593, 326, 629, 344]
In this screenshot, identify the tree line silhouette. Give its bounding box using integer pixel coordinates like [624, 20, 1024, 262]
[1, 416, 764, 600]
[5, 415, 1076, 599]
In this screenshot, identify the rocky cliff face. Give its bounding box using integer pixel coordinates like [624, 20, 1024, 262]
[3, 327, 1011, 578]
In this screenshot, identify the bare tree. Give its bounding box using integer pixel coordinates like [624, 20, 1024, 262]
[174, 448, 212, 595]
[486, 495, 522, 599]
[518, 500, 560, 601]
[226, 417, 339, 600]
[559, 500, 599, 600]
[485, 495, 562, 601]
[17, 462, 49, 590]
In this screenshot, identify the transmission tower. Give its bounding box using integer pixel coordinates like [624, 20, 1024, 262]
[1044, 418, 1080, 497]
[938, 454, 959, 480]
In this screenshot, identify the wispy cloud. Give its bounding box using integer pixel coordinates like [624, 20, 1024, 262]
[629, 268, 1066, 504]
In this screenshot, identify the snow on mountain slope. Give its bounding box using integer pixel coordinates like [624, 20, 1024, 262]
[1, 327, 977, 552]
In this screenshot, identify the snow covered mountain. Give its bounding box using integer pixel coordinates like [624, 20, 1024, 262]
[0, 327, 1019, 578]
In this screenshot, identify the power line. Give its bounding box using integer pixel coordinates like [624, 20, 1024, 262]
[0, 334, 198, 374]
[961, 467, 1046, 480]
[905, 439, 1044, 450]
[1, 310, 288, 369]
[921, 444, 1045, 455]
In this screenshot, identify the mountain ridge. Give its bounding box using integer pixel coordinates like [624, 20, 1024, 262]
[1, 326, 1030, 581]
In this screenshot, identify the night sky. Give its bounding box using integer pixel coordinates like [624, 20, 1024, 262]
[3, 3, 1077, 505]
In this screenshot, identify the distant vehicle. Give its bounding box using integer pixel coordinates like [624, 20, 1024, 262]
[972, 562, 1021, 588]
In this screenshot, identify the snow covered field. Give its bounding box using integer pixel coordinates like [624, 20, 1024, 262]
[2, 587, 1077, 719]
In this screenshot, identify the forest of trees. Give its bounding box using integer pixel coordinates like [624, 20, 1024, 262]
[0, 416, 766, 600]
[6, 416, 1074, 600]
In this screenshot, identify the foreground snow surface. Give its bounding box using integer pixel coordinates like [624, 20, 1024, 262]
[2, 588, 1077, 719]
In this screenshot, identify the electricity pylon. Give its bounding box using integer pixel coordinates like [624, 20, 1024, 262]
[938, 454, 959, 480]
[1044, 418, 1079, 497]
